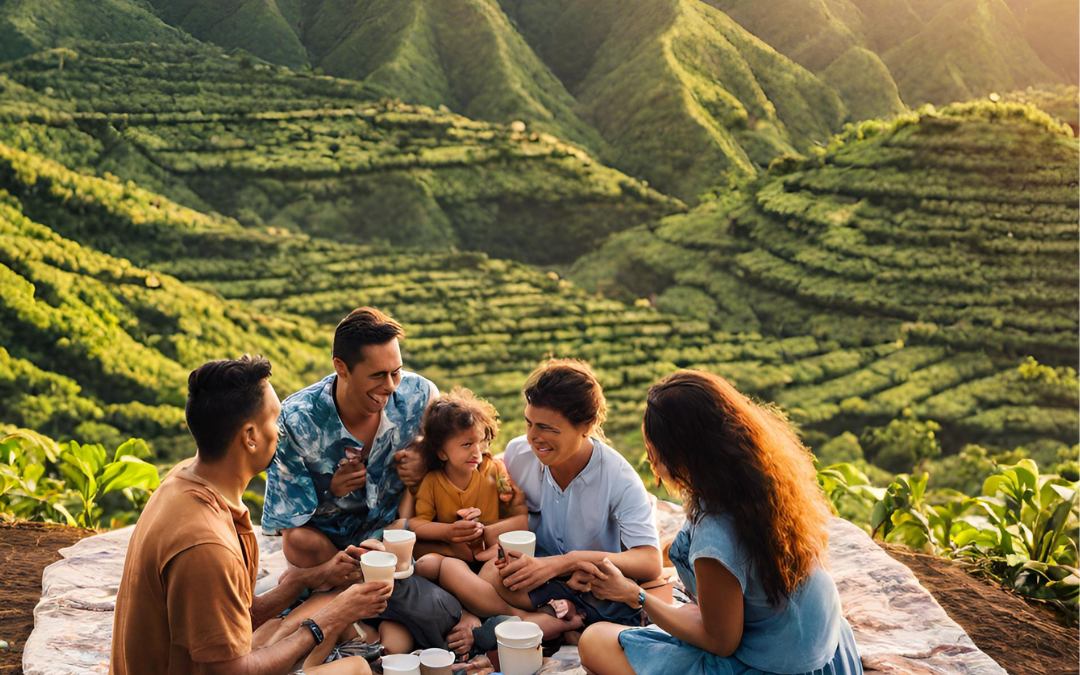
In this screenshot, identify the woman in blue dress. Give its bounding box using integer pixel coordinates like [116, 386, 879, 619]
[577, 370, 862, 675]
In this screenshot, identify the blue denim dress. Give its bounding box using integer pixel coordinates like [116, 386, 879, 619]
[618, 512, 862, 675]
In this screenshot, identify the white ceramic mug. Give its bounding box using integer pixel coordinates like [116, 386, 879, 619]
[383, 529, 417, 572]
[419, 647, 455, 675]
[382, 653, 422, 675]
[360, 550, 397, 590]
[498, 530, 537, 558]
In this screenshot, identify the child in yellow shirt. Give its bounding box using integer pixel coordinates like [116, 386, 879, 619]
[410, 388, 526, 577]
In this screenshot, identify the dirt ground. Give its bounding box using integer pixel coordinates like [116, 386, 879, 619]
[879, 543, 1078, 675]
[0, 522, 1076, 675]
[0, 522, 96, 675]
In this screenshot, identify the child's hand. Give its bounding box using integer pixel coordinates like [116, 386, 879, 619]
[448, 518, 484, 544]
[456, 507, 483, 521]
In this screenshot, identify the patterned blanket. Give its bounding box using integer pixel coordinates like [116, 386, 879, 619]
[22, 502, 1006, 675]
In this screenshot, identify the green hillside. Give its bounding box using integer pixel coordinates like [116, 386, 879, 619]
[0, 0, 195, 62]
[572, 103, 1079, 448]
[703, 0, 905, 120]
[882, 0, 1060, 106]
[2, 107, 1073, 476]
[501, 0, 848, 202]
[0, 144, 330, 459]
[0, 43, 680, 264]
[300, 0, 603, 152]
[705, 0, 1066, 111]
[144, 0, 308, 69]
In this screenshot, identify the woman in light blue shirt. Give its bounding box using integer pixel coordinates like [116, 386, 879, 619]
[578, 370, 862, 675]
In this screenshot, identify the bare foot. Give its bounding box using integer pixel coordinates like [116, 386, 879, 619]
[527, 606, 584, 640]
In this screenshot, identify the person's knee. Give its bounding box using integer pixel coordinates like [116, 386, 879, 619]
[283, 526, 337, 567]
[415, 553, 443, 582]
[579, 623, 620, 671]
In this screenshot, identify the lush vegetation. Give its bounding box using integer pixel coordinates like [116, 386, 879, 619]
[0, 43, 681, 264]
[820, 457, 1078, 619]
[0, 428, 159, 529]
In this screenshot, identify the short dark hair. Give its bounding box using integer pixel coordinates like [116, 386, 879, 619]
[523, 359, 607, 437]
[333, 307, 405, 371]
[186, 355, 273, 462]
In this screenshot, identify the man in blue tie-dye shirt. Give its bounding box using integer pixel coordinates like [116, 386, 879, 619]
[262, 307, 477, 653]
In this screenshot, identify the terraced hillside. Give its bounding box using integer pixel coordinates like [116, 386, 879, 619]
[0, 43, 681, 263]
[572, 103, 1079, 449]
[1, 116, 1074, 478]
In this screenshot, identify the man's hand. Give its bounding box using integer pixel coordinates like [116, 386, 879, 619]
[447, 610, 481, 655]
[394, 443, 426, 488]
[344, 539, 386, 560]
[329, 456, 367, 498]
[498, 551, 559, 593]
[579, 559, 639, 605]
[307, 551, 364, 590]
[315, 581, 394, 633]
[447, 519, 484, 544]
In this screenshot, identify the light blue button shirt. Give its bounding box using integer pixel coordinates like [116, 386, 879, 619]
[502, 435, 659, 557]
[670, 512, 843, 674]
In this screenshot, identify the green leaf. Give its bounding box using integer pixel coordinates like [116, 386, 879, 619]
[113, 438, 152, 462]
[99, 458, 160, 496]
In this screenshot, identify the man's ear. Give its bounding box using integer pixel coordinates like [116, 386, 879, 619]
[332, 357, 350, 380]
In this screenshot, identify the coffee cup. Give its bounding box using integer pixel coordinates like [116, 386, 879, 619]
[419, 647, 455, 675]
[360, 550, 397, 590]
[382, 653, 421, 675]
[498, 531, 536, 558]
[383, 529, 417, 572]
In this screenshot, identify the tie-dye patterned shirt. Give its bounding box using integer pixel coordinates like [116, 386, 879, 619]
[261, 371, 437, 546]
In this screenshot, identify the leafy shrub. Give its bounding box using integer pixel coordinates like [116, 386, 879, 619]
[0, 428, 160, 528]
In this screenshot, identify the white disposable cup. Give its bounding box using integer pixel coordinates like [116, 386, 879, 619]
[360, 550, 397, 590]
[419, 647, 455, 675]
[381, 653, 422, 675]
[383, 529, 417, 572]
[495, 621, 543, 675]
[498, 530, 537, 558]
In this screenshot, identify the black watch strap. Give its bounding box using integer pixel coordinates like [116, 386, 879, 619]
[301, 618, 325, 645]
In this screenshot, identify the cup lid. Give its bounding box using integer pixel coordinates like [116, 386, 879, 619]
[498, 530, 536, 545]
[381, 653, 421, 672]
[383, 529, 417, 543]
[360, 550, 398, 568]
[419, 647, 455, 667]
[495, 620, 543, 647]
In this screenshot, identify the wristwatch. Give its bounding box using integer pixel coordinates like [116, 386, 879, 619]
[636, 589, 647, 609]
[301, 618, 325, 645]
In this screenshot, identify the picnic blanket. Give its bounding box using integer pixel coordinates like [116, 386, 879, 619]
[22, 502, 1007, 675]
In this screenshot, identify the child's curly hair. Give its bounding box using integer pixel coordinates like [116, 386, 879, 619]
[416, 387, 500, 472]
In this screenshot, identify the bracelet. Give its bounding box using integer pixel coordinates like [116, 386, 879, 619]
[636, 589, 646, 610]
[301, 618, 325, 645]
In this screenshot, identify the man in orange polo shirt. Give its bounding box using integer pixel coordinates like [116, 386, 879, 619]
[111, 355, 392, 675]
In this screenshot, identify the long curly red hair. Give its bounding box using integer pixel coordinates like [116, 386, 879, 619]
[644, 370, 830, 605]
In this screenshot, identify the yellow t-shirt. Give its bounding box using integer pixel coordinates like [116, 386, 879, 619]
[415, 455, 508, 525]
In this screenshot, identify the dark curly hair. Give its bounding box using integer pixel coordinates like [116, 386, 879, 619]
[416, 387, 499, 472]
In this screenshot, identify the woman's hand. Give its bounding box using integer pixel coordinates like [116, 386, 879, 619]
[578, 558, 641, 605]
[498, 551, 560, 592]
